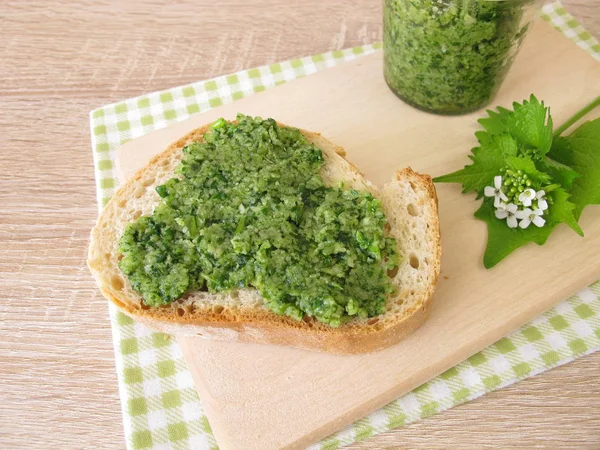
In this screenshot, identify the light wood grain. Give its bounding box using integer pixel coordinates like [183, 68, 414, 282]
[0, 1, 599, 449]
[117, 20, 600, 450]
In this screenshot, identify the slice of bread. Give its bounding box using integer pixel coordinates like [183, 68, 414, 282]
[87, 121, 441, 354]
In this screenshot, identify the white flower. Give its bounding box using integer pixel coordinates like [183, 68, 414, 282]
[484, 176, 508, 208]
[495, 202, 519, 228]
[518, 188, 536, 207]
[535, 190, 548, 211]
[517, 208, 545, 229]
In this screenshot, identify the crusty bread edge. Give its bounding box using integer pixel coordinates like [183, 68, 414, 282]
[89, 124, 441, 355]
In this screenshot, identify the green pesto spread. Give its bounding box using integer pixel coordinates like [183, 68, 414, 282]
[383, 0, 536, 114]
[118, 115, 399, 327]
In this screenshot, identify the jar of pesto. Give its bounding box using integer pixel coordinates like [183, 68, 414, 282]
[383, 0, 542, 115]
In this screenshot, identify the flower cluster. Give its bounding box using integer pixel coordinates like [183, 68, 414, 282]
[484, 170, 548, 229]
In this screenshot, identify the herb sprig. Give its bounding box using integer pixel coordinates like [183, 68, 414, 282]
[434, 95, 600, 268]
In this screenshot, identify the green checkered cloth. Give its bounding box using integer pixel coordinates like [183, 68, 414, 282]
[90, 3, 600, 449]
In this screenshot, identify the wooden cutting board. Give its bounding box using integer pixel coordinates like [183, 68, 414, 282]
[116, 20, 600, 450]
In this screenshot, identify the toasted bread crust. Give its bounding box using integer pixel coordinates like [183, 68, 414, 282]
[88, 122, 441, 354]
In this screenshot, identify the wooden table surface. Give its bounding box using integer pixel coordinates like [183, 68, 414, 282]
[1, 1, 599, 449]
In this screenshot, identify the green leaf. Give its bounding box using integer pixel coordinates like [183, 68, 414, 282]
[536, 156, 580, 191]
[475, 201, 553, 269]
[475, 132, 518, 158]
[546, 187, 583, 236]
[479, 95, 553, 157]
[548, 118, 600, 220]
[475, 184, 581, 268]
[433, 143, 505, 194]
[477, 106, 512, 135]
[542, 183, 561, 194]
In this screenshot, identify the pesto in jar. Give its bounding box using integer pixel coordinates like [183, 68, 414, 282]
[383, 0, 539, 115]
[118, 115, 399, 327]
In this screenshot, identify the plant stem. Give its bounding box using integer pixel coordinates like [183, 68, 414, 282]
[554, 96, 600, 137]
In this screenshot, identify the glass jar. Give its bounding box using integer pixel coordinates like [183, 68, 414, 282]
[383, 0, 542, 115]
